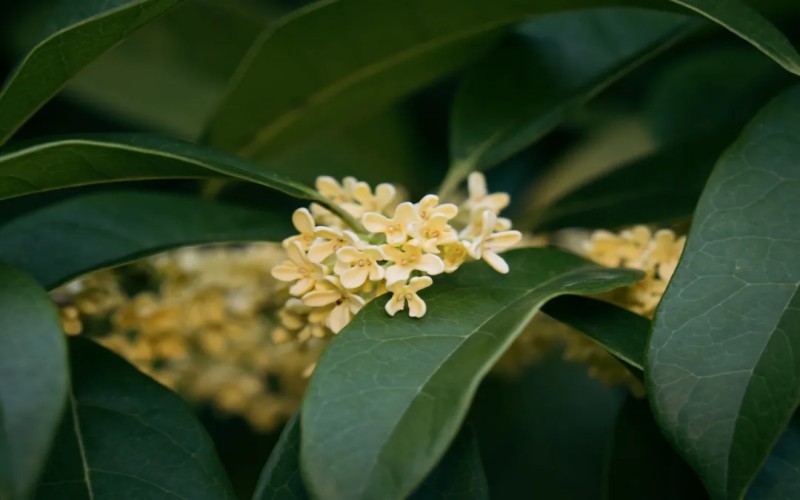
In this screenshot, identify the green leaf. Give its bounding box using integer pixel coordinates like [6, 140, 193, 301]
[674, 0, 800, 77]
[0, 134, 318, 202]
[529, 134, 730, 231]
[0, 264, 68, 500]
[606, 397, 706, 500]
[0, 190, 293, 290]
[0, 0, 184, 145]
[252, 414, 308, 500]
[748, 415, 800, 499]
[301, 247, 642, 500]
[445, 8, 693, 191]
[253, 414, 488, 500]
[542, 295, 649, 371]
[647, 86, 800, 499]
[35, 338, 236, 500]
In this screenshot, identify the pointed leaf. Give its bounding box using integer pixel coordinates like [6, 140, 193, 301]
[301, 247, 642, 500]
[674, 0, 800, 77]
[0, 264, 68, 500]
[0, 0, 183, 145]
[252, 414, 308, 500]
[447, 8, 692, 183]
[748, 415, 800, 499]
[35, 338, 236, 499]
[542, 295, 649, 371]
[647, 86, 800, 499]
[0, 191, 293, 289]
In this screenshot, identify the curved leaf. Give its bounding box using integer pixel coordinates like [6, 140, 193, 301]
[0, 0, 183, 145]
[35, 338, 235, 499]
[647, 86, 800, 499]
[0, 264, 68, 500]
[445, 8, 693, 190]
[674, 0, 800, 77]
[0, 190, 293, 289]
[253, 415, 308, 500]
[542, 295, 649, 371]
[0, 134, 316, 202]
[301, 247, 642, 500]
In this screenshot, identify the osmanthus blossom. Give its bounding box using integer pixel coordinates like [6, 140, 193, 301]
[270, 172, 522, 335]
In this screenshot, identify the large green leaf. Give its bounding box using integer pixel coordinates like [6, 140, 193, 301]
[34, 338, 236, 499]
[647, 86, 800, 499]
[444, 8, 692, 193]
[606, 397, 706, 500]
[301, 247, 642, 500]
[529, 134, 730, 231]
[748, 415, 800, 499]
[542, 295, 649, 371]
[0, 264, 68, 500]
[0, 134, 319, 201]
[0, 0, 183, 145]
[253, 414, 488, 500]
[674, 0, 800, 77]
[0, 191, 293, 289]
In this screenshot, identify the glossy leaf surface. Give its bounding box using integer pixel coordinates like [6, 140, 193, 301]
[302, 247, 642, 500]
[0, 191, 292, 289]
[0, 265, 68, 500]
[647, 86, 800, 499]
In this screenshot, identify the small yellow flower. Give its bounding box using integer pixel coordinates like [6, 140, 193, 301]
[302, 277, 366, 333]
[416, 194, 458, 221]
[271, 242, 328, 296]
[362, 202, 418, 246]
[408, 214, 458, 253]
[467, 172, 510, 214]
[307, 227, 359, 263]
[382, 243, 445, 286]
[350, 181, 397, 215]
[334, 245, 385, 289]
[385, 276, 433, 317]
[466, 211, 522, 274]
[282, 208, 317, 250]
[441, 242, 469, 273]
[316, 175, 357, 204]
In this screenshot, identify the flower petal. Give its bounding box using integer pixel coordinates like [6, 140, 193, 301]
[362, 212, 389, 233]
[417, 254, 445, 275]
[407, 295, 427, 318]
[307, 241, 333, 263]
[271, 263, 302, 282]
[327, 304, 351, 333]
[340, 267, 368, 289]
[385, 295, 405, 316]
[302, 289, 340, 307]
[483, 251, 510, 274]
[408, 276, 433, 292]
[290, 278, 315, 296]
[385, 265, 411, 287]
[488, 230, 522, 250]
[292, 208, 315, 234]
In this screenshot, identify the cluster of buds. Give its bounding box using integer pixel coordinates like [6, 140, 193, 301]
[271, 173, 522, 333]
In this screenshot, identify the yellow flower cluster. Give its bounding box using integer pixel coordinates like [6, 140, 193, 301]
[271, 173, 522, 333]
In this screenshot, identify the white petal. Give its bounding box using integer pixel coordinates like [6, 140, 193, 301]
[340, 267, 368, 289]
[336, 246, 362, 262]
[303, 289, 340, 307]
[394, 202, 418, 224]
[385, 295, 405, 316]
[369, 263, 385, 281]
[483, 251, 509, 274]
[290, 278, 315, 296]
[292, 208, 315, 234]
[327, 304, 351, 333]
[271, 263, 302, 282]
[362, 212, 389, 233]
[307, 241, 333, 263]
[416, 254, 444, 275]
[385, 265, 411, 287]
[488, 230, 522, 250]
[407, 295, 427, 318]
[468, 172, 487, 199]
[408, 276, 433, 292]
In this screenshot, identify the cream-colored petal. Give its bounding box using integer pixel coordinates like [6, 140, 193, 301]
[385, 265, 411, 287]
[408, 275, 433, 292]
[340, 267, 368, 289]
[363, 246, 384, 260]
[394, 202, 418, 225]
[374, 184, 396, 208]
[307, 241, 334, 263]
[271, 264, 302, 282]
[385, 231, 407, 246]
[485, 193, 510, 212]
[385, 295, 405, 316]
[435, 203, 458, 220]
[362, 212, 390, 233]
[468, 172, 488, 199]
[314, 226, 341, 240]
[382, 245, 405, 262]
[336, 246, 362, 262]
[290, 278, 316, 296]
[302, 289, 340, 307]
[407, 295, 427, 318]
[327, 304, 351, 333]
[417, 254, 444, 275]
[483, 251, 509, 274]
[316, 176, 344, 200]
[292, 208, 315, 234]
[368, 263, 385, 281]
[285, 241, 307, 264]
[487, 230, 522, 250]
[333, 258, 351, 276]
[308, 307, 330, 324]
[347, 294, 366, 313]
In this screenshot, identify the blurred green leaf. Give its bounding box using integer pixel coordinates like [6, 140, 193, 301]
[647, 86, 800, 499]
[35, 338, 236, 499]
[252, 414, 307, 500]
[674, 0, 800, 76]
[0, 134, 355, 222]
[748, 415, 800, 499]
[606, 397, 707, 500]
[253, 414, 488, 500]
[60, 0, 265, 138]
[445, 8, 693, 193]
[542, 295, 649, 371]
[301, 248, 642, 500]
[0, 191, 293, 290]
[0, 264, 68, 500]
[529, 134, 730, 231]
[0, 0, 184, 145]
